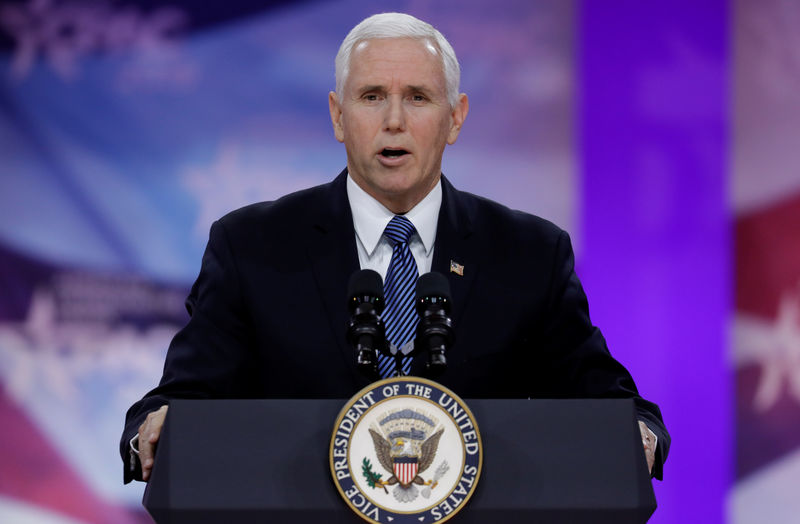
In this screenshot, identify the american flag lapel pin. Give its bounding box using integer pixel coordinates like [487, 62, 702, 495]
[450, 260, 464, 276]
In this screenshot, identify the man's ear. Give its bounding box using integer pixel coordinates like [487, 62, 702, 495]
[329, 91, 345, 143]
[446, 93, 469, 145]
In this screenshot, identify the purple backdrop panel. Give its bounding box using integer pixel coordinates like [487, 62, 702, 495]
[578, 2, 730, 524]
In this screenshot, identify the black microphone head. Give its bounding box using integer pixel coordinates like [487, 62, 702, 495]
[347, 269, 385, 313]
[416, 271, 451, 313]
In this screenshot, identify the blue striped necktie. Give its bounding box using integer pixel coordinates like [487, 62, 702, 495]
[379, 215, 419, 377]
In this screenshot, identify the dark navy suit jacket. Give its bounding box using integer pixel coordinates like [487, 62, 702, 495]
[122, 170, 669, 482]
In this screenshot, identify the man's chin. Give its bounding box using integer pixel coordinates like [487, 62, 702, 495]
[349, 166, 438, 210]
[374, 181, 438, 213]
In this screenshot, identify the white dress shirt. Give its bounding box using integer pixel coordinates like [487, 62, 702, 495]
[346, 174, 441, 279]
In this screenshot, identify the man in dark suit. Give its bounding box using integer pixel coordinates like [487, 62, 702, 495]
[122, 12, 669, 484]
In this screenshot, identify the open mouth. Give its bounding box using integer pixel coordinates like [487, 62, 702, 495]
[380, 148, 409, 158]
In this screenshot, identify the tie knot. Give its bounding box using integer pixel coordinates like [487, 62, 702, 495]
[384, 215, 416, 246]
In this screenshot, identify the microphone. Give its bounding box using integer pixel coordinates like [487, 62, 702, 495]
[346, 269, 386, 379]
[415, 272, 454, 376]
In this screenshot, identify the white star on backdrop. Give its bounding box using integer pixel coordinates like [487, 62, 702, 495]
[734, 282, 800, 411]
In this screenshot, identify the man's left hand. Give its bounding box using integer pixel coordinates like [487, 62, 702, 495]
[638, 420, 656, 474]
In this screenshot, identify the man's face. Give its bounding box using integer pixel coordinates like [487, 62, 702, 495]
[329, 37, 468, 214]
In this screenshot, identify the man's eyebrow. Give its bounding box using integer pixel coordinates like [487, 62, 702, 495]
[353, 84, 439, 99]
[406, 85, 439, 98]
[357, 84, 385, 93]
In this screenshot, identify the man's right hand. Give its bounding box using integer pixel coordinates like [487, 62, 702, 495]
[138, 405, 168, 481]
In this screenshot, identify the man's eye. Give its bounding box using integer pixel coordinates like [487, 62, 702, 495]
[411, 94, 427, 102]
[364, 94, 379, 101]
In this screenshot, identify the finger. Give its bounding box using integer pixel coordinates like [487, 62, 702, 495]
[638, 421, 653, 449]
[149, 406, 168, 444]
[641, 440, 653, 469]
[637, 421, 656, 474]
[144, 405, 168, 444]
[139, 433, 154, 480]
[139, 405, 168, 481]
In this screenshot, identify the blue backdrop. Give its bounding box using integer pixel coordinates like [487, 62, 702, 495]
[2, 1, 798, 523]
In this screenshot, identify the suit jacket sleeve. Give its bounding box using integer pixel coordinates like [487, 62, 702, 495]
[120, 218, 259, 483]
[540, 230, 670, 479]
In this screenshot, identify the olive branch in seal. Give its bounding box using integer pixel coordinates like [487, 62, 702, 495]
[362, 458, 388, 493]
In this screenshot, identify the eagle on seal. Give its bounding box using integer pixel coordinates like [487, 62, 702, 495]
[368, 426, 444, 501]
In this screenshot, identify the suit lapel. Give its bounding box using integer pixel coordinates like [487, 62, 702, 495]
[411, 175, 478, 376]
[307, 170, 364, 387]
[309, 172, 478, 381]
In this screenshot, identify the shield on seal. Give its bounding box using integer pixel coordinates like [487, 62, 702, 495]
[393, 456, 418, 485]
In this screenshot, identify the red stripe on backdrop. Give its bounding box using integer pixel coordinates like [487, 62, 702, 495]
[736, 192, 800, 319]
[734, 191, 800, 477]
[0, 384, 139, 524]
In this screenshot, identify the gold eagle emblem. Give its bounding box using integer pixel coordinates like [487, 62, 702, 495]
[362, 408, 449, 502]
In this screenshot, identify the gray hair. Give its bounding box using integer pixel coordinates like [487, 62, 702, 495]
[335, 12, 461, 108]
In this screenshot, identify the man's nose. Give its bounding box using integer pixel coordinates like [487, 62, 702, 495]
[383, 96, 406, 132]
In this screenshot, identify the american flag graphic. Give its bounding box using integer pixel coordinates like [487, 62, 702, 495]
[394, 456, 419, 486]
[731, 0, 800, 517]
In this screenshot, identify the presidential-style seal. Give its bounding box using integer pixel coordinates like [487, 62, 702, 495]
[330, 377, 482, 523]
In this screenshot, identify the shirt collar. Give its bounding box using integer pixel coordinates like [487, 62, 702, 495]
[346, 174, 441, 257]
